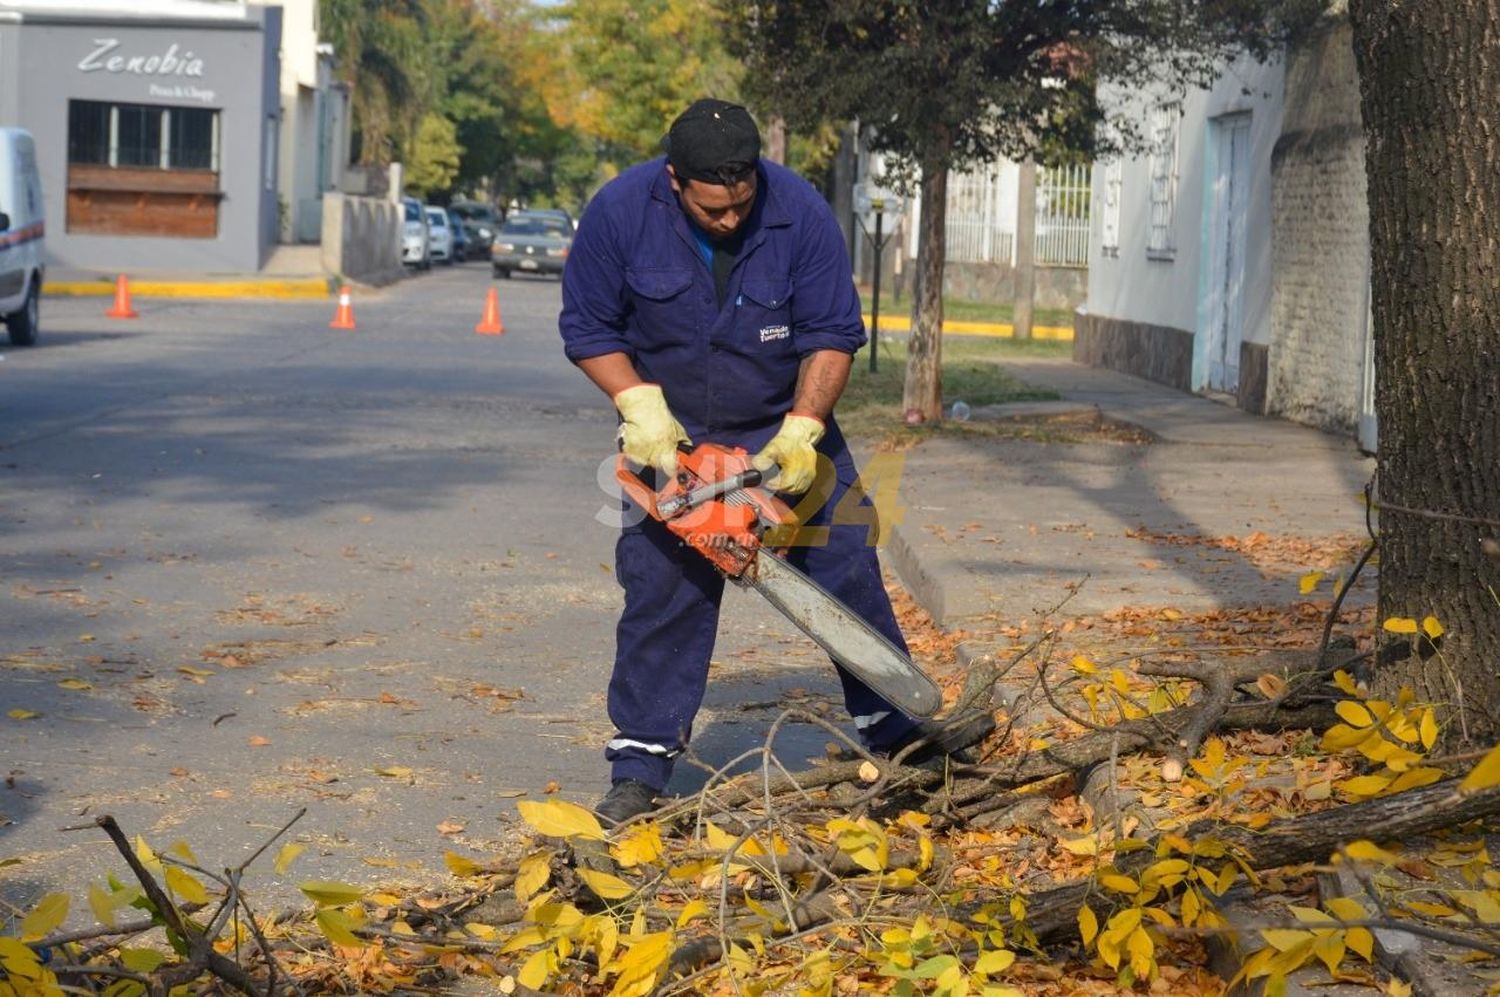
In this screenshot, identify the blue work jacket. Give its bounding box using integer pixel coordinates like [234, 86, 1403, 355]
[559, 157, 866, 455]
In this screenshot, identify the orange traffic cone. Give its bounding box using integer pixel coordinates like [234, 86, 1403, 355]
[105, 274, 138, 319]
[329, 285, 356, 330]
[475, 287, 505, 336]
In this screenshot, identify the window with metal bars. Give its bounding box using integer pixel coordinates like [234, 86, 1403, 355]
[1146, 106, 1179, 259]
[67, 99, 219, 172]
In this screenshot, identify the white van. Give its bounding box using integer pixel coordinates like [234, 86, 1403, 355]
[0, 128, 45, 346]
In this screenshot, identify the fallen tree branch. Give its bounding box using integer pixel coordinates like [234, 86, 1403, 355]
[1014, 780, 1500, 944]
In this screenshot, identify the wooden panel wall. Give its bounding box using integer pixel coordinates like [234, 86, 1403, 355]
[66, 165, 221, 239]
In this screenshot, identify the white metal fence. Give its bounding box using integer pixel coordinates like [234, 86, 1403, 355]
[944, 161, 1092, 268]
[1036, 163, 1092, 268]
[945, 165, 1016, 265]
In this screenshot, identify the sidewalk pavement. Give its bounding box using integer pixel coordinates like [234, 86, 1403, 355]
[884, 357, 1376, 630]
[42, 247, 341, 301]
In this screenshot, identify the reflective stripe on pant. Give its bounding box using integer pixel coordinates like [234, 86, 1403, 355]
[606, 466, 918, 791]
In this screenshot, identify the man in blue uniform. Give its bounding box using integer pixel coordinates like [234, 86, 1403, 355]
[560, 99, 953, 826]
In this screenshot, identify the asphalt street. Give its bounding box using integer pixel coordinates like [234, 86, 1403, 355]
[0, 265, 844, 917]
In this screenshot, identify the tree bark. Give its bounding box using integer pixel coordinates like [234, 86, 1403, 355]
[1348, 1, 1500, 743]
[902, 129, 952, 423]
[1013, 159, 1037, 341]
[766, 114, 786, 165]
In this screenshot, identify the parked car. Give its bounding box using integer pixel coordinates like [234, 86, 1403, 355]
[424, 205, 454, 264]
[447, 209, 471, 262]
[401, 196, 430, 269]
[522, 206, 575, 231]
[0, 127, 45, 346]
[491, 211, 573, 279]
[449, 200, 500, 258]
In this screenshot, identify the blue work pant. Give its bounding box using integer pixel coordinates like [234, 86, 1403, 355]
[605, 471, 919, 790]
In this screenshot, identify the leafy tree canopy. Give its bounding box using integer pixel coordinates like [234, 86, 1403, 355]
[722, 0, 1323, 179]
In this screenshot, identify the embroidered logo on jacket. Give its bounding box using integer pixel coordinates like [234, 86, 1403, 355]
[759, 324, 790, 343]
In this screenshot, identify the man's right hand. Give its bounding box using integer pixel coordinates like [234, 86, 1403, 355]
[613, 383, 692, 477]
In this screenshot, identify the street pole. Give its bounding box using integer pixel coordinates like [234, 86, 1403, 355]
[870, 204, 884, 374]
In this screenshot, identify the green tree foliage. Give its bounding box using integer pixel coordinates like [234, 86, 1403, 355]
[406, 112, 464, 195]
[721, 0, 1321, 420]
[319, 0, 584, 204]
[555, 0, 742, 163]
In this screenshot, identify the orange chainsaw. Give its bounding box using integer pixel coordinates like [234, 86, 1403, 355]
[615, 443, 942, 718]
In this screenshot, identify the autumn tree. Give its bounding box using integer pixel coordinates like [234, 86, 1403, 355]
[554, 0, 742, 164]
[724, 0, 1318, 422]
[1347, 3, 1500, 742]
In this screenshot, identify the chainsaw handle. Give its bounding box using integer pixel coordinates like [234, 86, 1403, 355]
[614, 456, 662, 520]
[657, 466, 770, 519]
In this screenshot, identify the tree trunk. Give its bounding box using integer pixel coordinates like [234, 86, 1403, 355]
[1013, 159, 1037, 341]
[902, 131, 952, 423]
[766, 115, 786, 165]
[1349, 2, 1500, 744]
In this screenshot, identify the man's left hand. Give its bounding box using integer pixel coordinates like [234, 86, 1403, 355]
[752, 413, 825, 494]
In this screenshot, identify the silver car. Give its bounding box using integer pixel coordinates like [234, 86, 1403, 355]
[491, 212, 572, 279]
[424, 205, 453, 264]
[401, 197, 430, 269]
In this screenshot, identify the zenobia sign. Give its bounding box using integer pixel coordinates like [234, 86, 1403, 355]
[77, 39, 208, 78]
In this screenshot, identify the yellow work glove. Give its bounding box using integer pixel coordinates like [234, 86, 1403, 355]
[614, 383, 692, 477]
[752, 413, 825, 494]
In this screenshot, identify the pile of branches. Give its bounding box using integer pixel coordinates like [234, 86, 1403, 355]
[14, 622, 1500, 995]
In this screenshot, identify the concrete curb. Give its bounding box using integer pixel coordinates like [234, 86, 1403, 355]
[45, 277, 334, 301]
[862, 314, 1074, 340]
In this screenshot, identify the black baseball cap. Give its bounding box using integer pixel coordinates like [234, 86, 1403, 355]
[662, 99, 760, 185]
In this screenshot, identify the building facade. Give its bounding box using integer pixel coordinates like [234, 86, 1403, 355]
[1076, 54, 1285, 399]
[0, 0, 282, 271]
[248, 0, 351, 245]
[1075, 12, 1374, 448]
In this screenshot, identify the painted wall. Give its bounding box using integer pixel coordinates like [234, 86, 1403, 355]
[1084, 54, 1285, 389]
[0, 7, 280, 271]
[249, 0, 332, 242]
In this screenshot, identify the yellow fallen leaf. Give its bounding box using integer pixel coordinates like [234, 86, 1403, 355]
[57, 678, 92, 691]
[8, 708, 40, 720]
[516, 797, 603, 833]
[376, 766, 413, 779]
[1460, 741, 1500, 795]
[299, 880, 365, 906]
[577, 867, 633, 900]
[1058, 836, 1099, 856]
[21, 893, 69, 940]
[445, 851, 482, 877]
[273, 843, 304, 875]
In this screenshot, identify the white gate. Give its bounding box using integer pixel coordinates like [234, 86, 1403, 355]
[944, 160, 1092, 267]
[1203, 113, 1252, 393]
[944, 164, 1016, 264]
[1035, 163, 1092, 267]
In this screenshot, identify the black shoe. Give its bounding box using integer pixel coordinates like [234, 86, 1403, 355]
[883, 711, 996, 771]
[594, 779, 659, 828]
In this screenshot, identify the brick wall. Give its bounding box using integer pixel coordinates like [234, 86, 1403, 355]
[1267, 16, 1370, 435]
